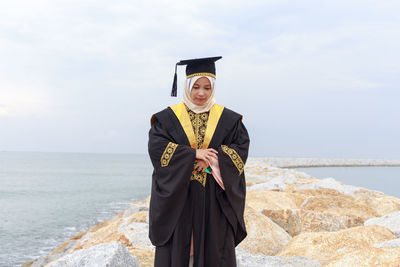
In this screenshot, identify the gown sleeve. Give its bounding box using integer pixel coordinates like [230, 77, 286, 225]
[148, 117, 196, 246]
[216, 118, 250, 245]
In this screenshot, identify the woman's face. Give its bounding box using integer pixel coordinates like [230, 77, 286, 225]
[190, 77, 212, 106]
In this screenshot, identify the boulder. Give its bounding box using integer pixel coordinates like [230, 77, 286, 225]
[352, 189, 400, 217]
[239, 205, 291, 255]
[236, 246, 321, 267]
[261, 209, 302, 236]
[118, 221, 153, 251]
[262, 208, 363, 236]
[365, 211, 400, 237]
[324, 247, 400, 267]
[30, 254, 63, 267]
[292, 188, 344, 197]
[296, 177, 362, 194]
[123, 204, 149, 218]
[247, 176, 300, 191]
[299, 194, 378, 222]
[125, 211, 148, 223]
[246, 190, 301, 212]
[277, 225, 396, 263]
[375, 238, 400, 248]
[47, 242, 138, 267]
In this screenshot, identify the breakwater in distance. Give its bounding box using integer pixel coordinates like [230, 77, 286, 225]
[248, 157, 400, 168]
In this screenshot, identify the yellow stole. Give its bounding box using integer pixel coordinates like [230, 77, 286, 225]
[170, 103, 224, 149]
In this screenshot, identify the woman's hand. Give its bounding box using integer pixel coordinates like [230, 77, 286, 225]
[194, 159, 209, 173]
[195, 148, 218, 166]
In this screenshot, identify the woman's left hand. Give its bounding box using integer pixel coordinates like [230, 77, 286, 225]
[194, 159, 209, 173]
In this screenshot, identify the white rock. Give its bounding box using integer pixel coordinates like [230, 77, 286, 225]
[236, 246, 321, 267]
[375, 238, 400, 248]
[123, 204, 148, 218]
[31, 253, 63, 267]
[247, 176, 300, 191]
[365, 211, 400, 237]
[118, 222, 154, 251]
[46, 242, 138, 267]
[296, 177, 362, 194]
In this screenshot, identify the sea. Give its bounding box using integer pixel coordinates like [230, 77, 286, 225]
[0, 152, 399, 266]
[0, 152, 153, 267]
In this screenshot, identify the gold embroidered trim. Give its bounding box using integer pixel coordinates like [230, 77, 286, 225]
[188, 109, 208, 149]
[160, 142, 178, 167]
[186, 72, 216, 79]
[187, 108, 208, 187]
[170, 104, 197, 148]
[190, 171, 207, 187]
[221, 145, 244, 175]
[202, 104, 224, 149]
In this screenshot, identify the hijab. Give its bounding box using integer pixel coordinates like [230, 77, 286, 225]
[183, 75, 216, 113]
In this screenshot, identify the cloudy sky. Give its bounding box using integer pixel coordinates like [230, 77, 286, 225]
[0, 0, 399, 158]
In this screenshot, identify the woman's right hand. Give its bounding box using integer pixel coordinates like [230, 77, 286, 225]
[195, 148, 218, 166]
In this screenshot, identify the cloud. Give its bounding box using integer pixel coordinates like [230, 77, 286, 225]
[0, 0, 399, 156]
[0, 83, 50, 117]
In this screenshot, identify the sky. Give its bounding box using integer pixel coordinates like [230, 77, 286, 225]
[0, 0, 399, 159]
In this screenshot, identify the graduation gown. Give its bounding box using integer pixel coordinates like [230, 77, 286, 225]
[148, 103, 250, 267]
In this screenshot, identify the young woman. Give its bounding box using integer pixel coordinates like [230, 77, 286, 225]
[148, 56, 250, 267]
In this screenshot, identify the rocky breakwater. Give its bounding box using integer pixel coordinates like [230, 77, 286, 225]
[24, 158, 400, 266]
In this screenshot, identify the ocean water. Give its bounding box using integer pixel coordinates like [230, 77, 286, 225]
[0, 152, 153, 267]
[1, 153, 399, 266]
[295, 166, 400, 198]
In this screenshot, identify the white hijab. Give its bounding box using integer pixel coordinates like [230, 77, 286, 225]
[183, 75, 216, 113]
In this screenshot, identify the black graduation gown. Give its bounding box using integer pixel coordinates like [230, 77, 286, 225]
[148, 103, 250, 267]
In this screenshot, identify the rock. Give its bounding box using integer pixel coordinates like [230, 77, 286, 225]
[123, 204, 149, 218]
[352, 189, 400, 217]
[132, 196, 151, 208]
[24, 163, 400, 267]
[70, 217, 130, 251]
[296, 177, 362, 194]
[298, 209, 363, 233]
[246, 190, 300, 212]
[50, 231, 85, 255]
[236, 246, 321, 267]
[365, 211, 400, 237]
[324, 247, 400, 266]
[247, 176, 300, 191]
[292, 188, 344, 197]
[239, 205, 291, 255]
[262, 208, 363, 236]
[125, 247, 154, 267]
[125, 211, 148, 223]
[299, 194, 378, 222]
[47, 242, 138, 267]
[68, 215, 153, 266]
[22, 261, 34, 267]
[261, 209, 302, 236]
[30, 253, 63, 267]
[244, 164, 316, 186]
[375, 238, 400, 248]
[118, 221, 154, 251]
[258, 188, 365, 235]
[277, 225, 396, 263]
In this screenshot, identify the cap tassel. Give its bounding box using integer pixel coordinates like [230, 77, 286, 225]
[171, 64, 178, 97]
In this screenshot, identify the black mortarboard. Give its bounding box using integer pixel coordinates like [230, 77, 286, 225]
[171, 56, 222, 97]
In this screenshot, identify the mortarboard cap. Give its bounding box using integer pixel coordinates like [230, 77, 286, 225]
[171, 56, 222, 97]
